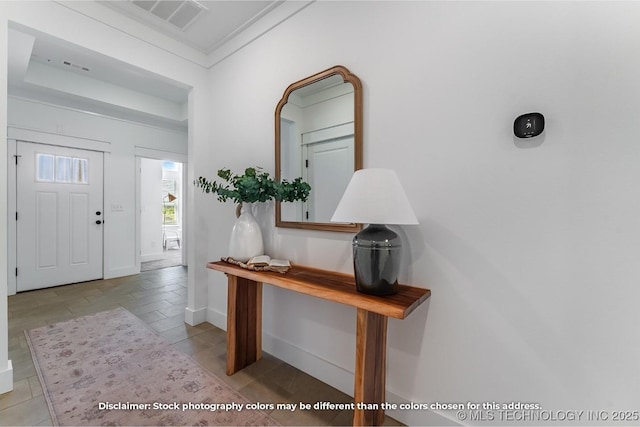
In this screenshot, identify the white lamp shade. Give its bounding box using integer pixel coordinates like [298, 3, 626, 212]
[331, 168, 419, 225]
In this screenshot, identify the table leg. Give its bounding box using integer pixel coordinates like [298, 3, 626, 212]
[226, 275, 262, 375]
[353, 308, 388, 426]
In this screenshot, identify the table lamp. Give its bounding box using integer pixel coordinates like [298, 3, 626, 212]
[331, 168, 419, 295]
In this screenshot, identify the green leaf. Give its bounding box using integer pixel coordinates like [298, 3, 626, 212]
[194, 167, 311, 204]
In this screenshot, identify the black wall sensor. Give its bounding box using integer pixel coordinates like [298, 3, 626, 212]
[514, 113, 544, 138]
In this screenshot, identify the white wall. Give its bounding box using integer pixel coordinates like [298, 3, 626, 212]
[301, 87, 353, 134]
[140, 158, 164, 261]
[202, 1, 640, 425]
[0, 15, 11, 394]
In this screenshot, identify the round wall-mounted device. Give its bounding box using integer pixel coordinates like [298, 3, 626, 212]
[514, 112, 544, 138]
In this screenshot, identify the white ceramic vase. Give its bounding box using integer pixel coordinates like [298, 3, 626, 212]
[228, 202, 264, 262]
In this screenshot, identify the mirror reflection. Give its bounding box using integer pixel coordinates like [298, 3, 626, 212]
[275, 66, 362, 232]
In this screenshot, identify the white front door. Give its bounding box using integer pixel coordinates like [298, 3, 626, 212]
[16, 141, 104, 291]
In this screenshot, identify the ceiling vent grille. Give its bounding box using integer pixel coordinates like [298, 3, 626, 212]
[62, 60, 91, 72]
[131, 0, 207, 31]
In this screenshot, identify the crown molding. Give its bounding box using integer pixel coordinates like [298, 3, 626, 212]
[205, 1, 315, 69]
[54, 0, 314, 71]
[53, 0, 210, 68]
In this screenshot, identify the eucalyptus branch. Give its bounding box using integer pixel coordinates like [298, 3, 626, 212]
[195, 167, 311, 204]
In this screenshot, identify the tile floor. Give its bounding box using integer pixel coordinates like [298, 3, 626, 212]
[140, 247, 182, 272]
[1, 266, 402, 426]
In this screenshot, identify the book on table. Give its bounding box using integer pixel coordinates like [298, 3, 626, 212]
[247, 255, 291, 268]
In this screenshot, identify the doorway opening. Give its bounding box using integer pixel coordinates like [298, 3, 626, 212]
[139, 158, 184, 271]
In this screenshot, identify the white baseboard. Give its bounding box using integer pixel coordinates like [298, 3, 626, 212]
[262, 333, 355, 396]
[206, 307, 227, 330]
[104, 265, 138, 279]
[385, 389, 461, 426]
[265, 340, 458, 426]
[0, 360, 13, 394]
[205, 306, 354, 394]
[140, 252, 165, 263]
[203, 306, 456, 426]
[184, 307, 207, 326]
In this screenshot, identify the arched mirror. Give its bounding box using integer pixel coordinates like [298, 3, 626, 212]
[275, 65, 362, 232]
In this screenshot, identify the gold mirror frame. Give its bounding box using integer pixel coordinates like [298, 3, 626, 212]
[275, 65, 363, 232]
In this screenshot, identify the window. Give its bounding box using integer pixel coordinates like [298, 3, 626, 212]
[55, 156, 72, 182]
[73, 158, 88, 183]
[36, 154, 54, 182]
[161, 162, 181, 226]
[36, 153, 88, 184]
[162, 179, 177, 224]
[162, 201, 177, 225]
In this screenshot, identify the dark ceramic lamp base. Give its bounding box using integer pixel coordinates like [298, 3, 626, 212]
[352, 224, 402, 296]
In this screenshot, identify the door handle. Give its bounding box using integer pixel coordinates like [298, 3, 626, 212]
[96, 211, 102, 216]
[96, 220, 102, 225]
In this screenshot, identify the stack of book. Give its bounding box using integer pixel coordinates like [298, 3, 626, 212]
[221, 255, 291, 273]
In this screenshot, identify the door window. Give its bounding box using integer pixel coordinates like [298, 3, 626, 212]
[36, 153, 88, 184]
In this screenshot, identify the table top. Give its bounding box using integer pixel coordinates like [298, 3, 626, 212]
[207, 261, 430, 319]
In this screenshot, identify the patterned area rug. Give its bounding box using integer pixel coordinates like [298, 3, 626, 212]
[25, 308, 279, 426]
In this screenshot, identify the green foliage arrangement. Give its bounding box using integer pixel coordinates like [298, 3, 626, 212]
[195, 167, 311, 204]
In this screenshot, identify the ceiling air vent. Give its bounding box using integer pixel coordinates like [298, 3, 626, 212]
[131, 0, 207, 31]
[62, 60, 91, 72]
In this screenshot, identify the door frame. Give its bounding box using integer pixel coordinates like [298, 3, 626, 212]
[134, 147, 187, 273]
[7, 126, 111, 296]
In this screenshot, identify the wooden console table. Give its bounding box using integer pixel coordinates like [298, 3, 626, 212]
[206, 261, 430, 426]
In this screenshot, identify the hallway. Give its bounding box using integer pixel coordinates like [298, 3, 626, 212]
[1, 267, 400, 426]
